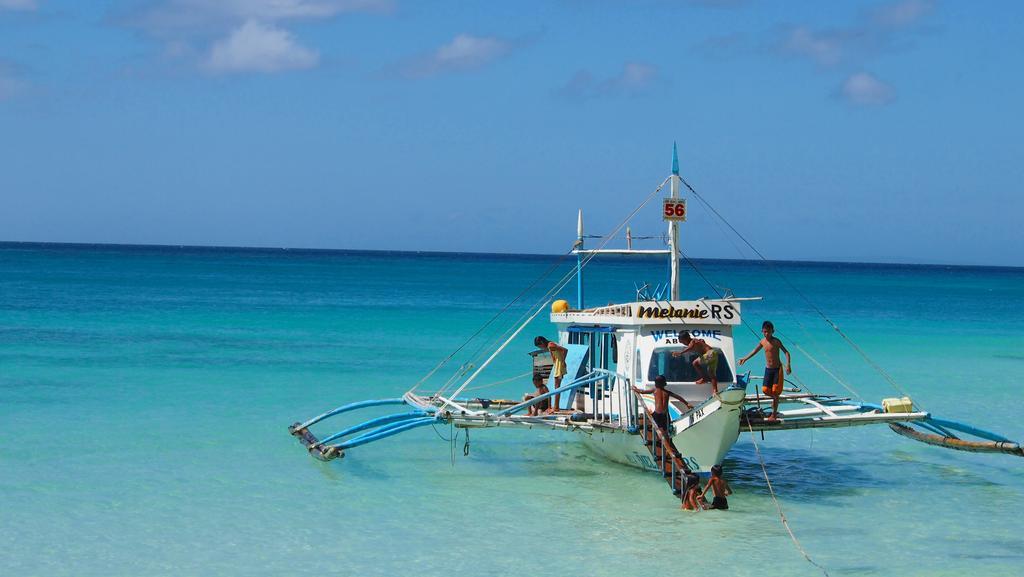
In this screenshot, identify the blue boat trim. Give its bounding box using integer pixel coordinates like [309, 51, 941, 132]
[338, 417, 440, 450]
[319, 410, 434, 445]
[298, 398, 406, 430]
[926, 417, 1013, 443]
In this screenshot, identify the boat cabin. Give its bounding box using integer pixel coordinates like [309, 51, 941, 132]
[548, 299, 743, 410]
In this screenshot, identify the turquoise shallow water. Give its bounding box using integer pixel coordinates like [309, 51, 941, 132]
[2, 243, 1023, 576]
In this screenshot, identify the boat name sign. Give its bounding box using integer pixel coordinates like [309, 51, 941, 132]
[637, 302, 737, 322]
[556, 301, 741, 325]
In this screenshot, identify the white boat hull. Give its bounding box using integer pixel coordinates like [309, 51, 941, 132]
[581, 387, 745, 473]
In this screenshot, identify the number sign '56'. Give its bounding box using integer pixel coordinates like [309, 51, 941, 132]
[663, 198, 687, 221]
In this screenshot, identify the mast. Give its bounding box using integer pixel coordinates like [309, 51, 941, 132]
[668, 143, 681, 300]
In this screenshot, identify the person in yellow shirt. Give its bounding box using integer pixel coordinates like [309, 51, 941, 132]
[534, 336, 568, 413]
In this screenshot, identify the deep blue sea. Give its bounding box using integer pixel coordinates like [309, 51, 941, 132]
[2, 243, 1022, 576]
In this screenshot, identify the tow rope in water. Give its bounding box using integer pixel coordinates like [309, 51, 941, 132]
[745, 421, 832, 577]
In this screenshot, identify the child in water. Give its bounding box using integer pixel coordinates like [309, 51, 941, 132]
[701, 464, 732, 510]
[682, 473, 705, 511]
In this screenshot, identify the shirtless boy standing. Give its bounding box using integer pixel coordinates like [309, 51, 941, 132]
[679, 330, 720, 394]
[632, 375, 692, 434]
[738, 320, 792, 422]
[700, 464, 733, 510]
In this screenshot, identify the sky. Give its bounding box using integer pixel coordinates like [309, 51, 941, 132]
[0, 0, 1021, 266]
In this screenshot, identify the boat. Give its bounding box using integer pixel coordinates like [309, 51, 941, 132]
[289, 145, 1022, 503]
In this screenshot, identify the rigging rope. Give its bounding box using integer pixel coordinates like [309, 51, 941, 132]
[675, 230, 869, 403]
[790, 342, 864, 402]
[437, 299, 551, 411]
[680, 176, 920, 410]
[433, 177, 672, 401]
[675, 245, 815, 397]
[773, 303, 864, 401]
[678, 239, 861, 401]
[411, 246, 578, 397]
[459, 371, 533, 393]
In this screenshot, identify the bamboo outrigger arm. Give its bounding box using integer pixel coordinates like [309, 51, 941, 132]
[889, 421, 1024, 457]
[739, 393, 1024, 457]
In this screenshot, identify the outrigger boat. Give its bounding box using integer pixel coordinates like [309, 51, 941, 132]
[290, 146, 1022, 503]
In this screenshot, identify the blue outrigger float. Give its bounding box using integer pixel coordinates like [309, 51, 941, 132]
[290, 146, 1022, 503]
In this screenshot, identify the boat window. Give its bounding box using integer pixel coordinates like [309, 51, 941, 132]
[568, 331, 590, 346]
[647, 348, 733, 384]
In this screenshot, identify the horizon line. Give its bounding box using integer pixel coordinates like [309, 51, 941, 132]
[2, 240, 1021, 271]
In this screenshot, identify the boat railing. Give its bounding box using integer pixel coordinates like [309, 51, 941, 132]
[495, 371, 612, 417]
[475, 368, 639, 428]
[586, 368, 634, 427]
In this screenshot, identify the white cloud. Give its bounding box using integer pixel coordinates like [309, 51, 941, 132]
[560, 62, 658, 100]
[130, 0, 391, 35]
[401, 34, 513, 78]
[436, 35, 505, 67]
[0, 0, 36, 10]
[686, 0, 748, 7]
[694, 33, 748, 59]
[618, 62, 657, 88]
[0, 62, 27, 100]
[870, 0, 935, 28]
[121, 0, 391, 74]
[767, 0, 935, 105]
[0, 75, 23, 100]
[203, 20, 318, 74]
[775, 0, 936, 69]
[218, 0, 389, 20]
[779, 26, 856, 67]
[839, 72, 895, 106]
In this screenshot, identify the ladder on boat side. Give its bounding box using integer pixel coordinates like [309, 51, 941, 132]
[633, 392, 692, 502]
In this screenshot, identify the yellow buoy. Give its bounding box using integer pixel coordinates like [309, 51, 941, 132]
[551, 299, 570, 313]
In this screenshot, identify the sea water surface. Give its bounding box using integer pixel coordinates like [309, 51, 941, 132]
[1, 243, 1022, 577]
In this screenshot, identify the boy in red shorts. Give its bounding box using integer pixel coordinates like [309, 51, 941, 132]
[738, 320, 792, 422]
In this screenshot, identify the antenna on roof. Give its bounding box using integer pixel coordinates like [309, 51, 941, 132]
[576, 209, 584, 308]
